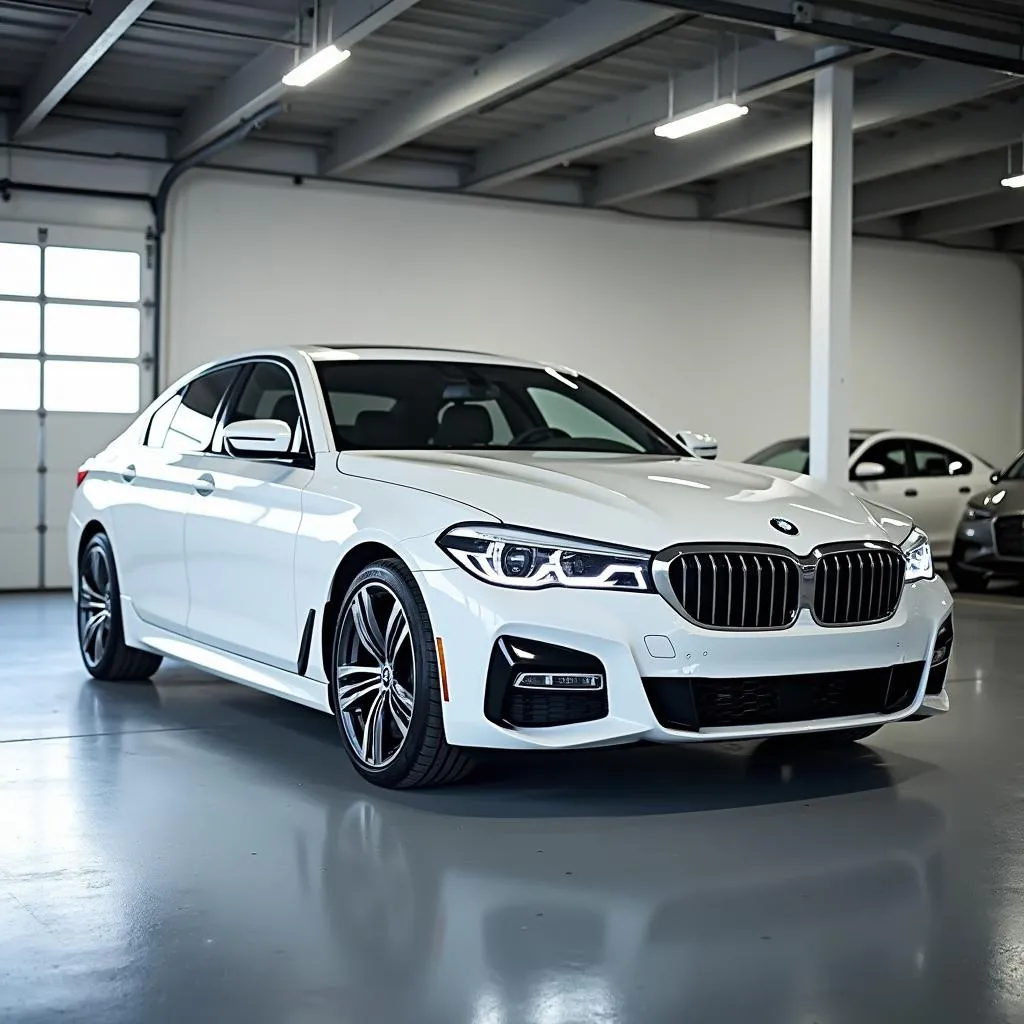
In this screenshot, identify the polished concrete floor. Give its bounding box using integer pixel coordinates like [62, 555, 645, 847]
[1, 593, 1023, 1024]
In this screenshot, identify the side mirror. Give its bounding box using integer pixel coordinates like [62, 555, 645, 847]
[991, 470, 1002, 485]
[678, 430, 718, 460]
[853, 461, 886, 480]
[222, 418, 292, 457]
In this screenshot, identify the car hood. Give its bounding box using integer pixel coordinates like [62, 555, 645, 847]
[339, 450, 914, 552]
[966, 479, 1024, 513]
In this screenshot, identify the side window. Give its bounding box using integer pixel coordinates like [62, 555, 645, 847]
[910, 441, 971, 478]
[163, 366, 238, 454]
[222, 361, 306, 454]
[750, 439, 809, 474]
[145, 392, 183, 447]
[855, 438, 908, 479]
[527, 387, 643, 452]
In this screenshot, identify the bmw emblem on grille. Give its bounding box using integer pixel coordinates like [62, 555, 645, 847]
[770, 517, 799, 537]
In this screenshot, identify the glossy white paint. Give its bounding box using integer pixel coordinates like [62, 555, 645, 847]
[848, 430, 992, 558]
[70, 346, 953, 751]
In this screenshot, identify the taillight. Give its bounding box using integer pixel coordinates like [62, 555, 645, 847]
[76, 468, 88, 487]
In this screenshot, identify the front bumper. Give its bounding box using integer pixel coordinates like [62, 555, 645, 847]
[414, 548, 954, 750]
[952, 517, 1024, 579]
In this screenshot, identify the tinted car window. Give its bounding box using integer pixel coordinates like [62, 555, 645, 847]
[910, 441, 971, 478]
[315, 360, 682, 455]
[162, 366, 237, 454]
[856, 438, 908, 479]
[222, 361, 306, 453]
[747, 436, 863, 474]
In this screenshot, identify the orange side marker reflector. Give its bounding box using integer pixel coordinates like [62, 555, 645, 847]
[435, 636, 450, 701]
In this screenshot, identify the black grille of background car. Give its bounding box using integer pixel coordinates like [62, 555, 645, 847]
[812, 548, 905, 625]
[643, 663, 924, 730]
[666, 545, 904, 630]
[667, 551, 801, 629]
[994, 515, 1024, 557]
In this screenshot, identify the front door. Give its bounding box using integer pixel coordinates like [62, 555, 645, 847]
[184, 361, 314, 670]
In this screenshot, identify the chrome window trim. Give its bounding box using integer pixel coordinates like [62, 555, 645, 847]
[652, 540, 906, 632]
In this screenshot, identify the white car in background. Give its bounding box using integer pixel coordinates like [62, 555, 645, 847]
[746, 430, 993, 559]
[69, 347, 953, 789]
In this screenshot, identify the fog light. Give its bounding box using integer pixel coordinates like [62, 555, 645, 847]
[931, 616, 953, 666]
[514, 672, 604, 691]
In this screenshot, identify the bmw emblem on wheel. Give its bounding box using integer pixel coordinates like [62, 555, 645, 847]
[770, 517, 799, 536]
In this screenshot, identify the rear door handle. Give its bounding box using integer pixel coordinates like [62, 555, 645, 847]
[194, 473, 215, 497]
[904, 488, 918, 497]
[121, 463, 136, 483]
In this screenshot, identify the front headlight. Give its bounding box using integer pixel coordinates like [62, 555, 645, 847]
[437, 524, 653, 591]
[901, 527, 934, 582]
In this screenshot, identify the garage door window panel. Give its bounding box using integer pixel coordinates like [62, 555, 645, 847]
[0, 301, 41, 354]
[43, 360, 141, 414]
[0, 242, 41, 297]
[44, 304, 140, 359]
[0, 358, 41, 410]
[44, 247, 140, 303]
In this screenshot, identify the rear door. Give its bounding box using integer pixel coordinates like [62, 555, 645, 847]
[184, 360, 314, 670]
[112, 365, 239, 631]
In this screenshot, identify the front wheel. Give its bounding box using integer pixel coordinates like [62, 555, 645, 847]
[78, 532, 163, 681]
[330, 559, 474, 789]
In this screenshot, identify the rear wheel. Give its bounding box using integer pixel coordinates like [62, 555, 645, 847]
[78, 532, 163, 681]
[330, 558, 474, 789]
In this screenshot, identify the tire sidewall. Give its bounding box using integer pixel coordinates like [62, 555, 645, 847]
[330, 560, 442, 787]
[78, 533, 126, 679]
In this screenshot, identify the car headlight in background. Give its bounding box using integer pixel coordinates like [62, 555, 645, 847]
[438, 525, 653, 591]
[962, 506, 992, 521]
[902, 527, 934, 582]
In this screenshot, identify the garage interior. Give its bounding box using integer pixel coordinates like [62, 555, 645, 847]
[3, 0, 1024, 1021]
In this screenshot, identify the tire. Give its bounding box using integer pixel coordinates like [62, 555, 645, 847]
[951, 566, 988, 593]
[330, 558, 474, 789]
[77, 532, 163, 681]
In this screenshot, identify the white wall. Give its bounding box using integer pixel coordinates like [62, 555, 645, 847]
[167, 172, 1023, 466]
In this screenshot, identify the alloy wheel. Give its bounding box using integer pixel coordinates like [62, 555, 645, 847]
[336, 581, 415, 769]
[79, 544, 112, 669]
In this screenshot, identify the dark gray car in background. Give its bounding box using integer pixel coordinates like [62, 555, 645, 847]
[951, 449, 1024, 591]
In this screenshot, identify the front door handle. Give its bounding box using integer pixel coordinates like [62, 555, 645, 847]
[904, 487, 919, 498]
[194, 473, 215, 497]
[121, 463, 137, 483]
[959, 486, 971, 494]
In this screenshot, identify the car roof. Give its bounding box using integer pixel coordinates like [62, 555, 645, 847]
[299, 345, 550, 369]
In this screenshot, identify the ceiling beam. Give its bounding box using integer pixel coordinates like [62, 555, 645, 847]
[175, 0, 420, 159]
[465, 38, 880, 192]
[591, 60, 1007, 208]
[321, 0, 683, 177]
[634, 0, 1024, 73]
[14, 0, 157, 139]
[711, 97, 1024, 218]
[854, 150, 1009, 223]
[914, 191, 1024, 239]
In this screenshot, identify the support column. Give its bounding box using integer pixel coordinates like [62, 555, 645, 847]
[808, 64, 853, 487]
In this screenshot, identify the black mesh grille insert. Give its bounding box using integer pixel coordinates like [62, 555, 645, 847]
[813, 548, 904, 625]
[995, 515, 1024, 557]
[667, 551, 800, 630]
[643, 663, 924, 730]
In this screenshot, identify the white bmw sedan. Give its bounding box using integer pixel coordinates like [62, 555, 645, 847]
[70, 347, 954, 789]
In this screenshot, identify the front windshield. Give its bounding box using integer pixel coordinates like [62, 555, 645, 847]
[314, 360, 684, 455]
[748, 436, 863, 474]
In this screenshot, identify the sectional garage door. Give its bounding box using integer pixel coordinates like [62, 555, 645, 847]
[0, 223, 154, 590]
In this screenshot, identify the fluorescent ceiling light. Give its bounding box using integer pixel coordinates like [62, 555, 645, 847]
[654, 101, 749, 140]
[282, 44, 350, 87]
[1001, 173, 1024, 188]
